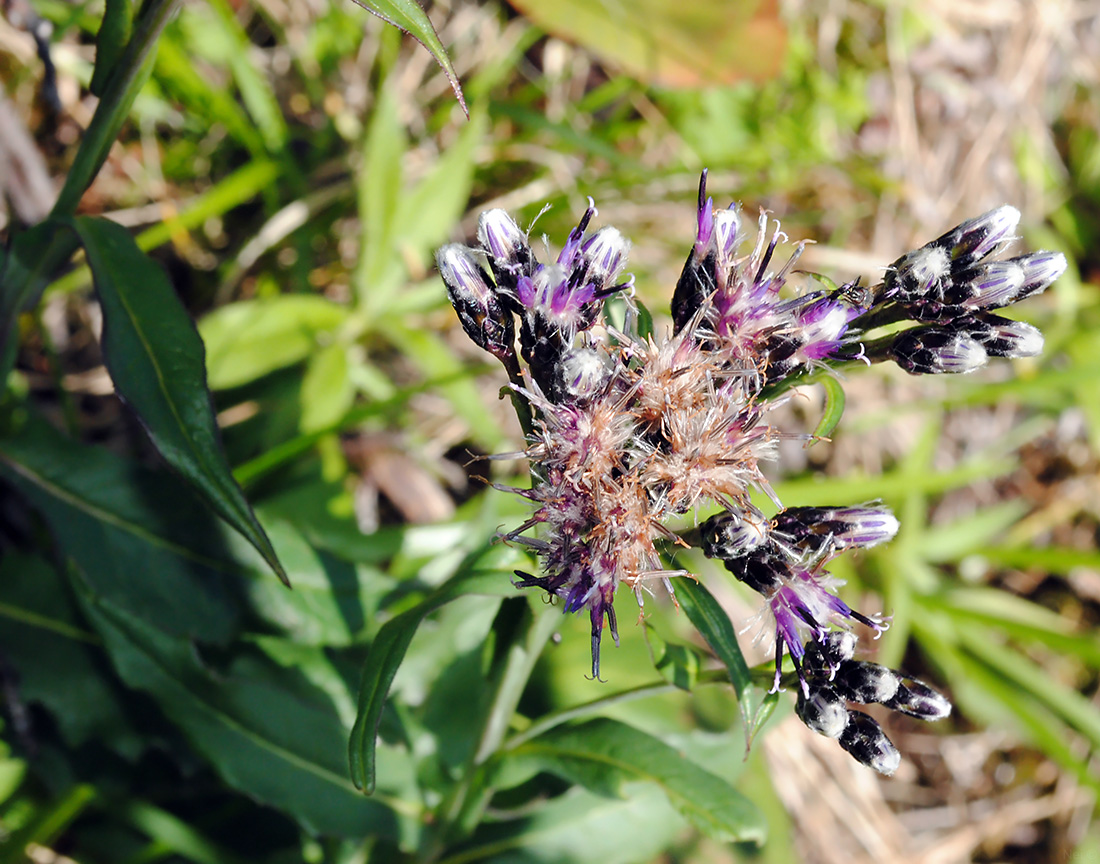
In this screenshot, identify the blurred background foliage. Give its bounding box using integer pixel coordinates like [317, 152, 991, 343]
[1, 0, 1100, 862]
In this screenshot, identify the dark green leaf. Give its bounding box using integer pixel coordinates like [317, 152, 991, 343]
[72, 574, 408, 838]
[73, 216, 286, 585]
[348, 560, 516, 793]
[344, 0, 466, 116]
[493, 718, 765, 844]
[0, 552, 142, 759]
[0, 413, 239, 643]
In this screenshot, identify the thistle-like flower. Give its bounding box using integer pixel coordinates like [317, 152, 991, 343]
[439, 172, 1062, 768]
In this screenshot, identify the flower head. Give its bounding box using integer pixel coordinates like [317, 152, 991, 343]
[440, 172, 1059, 772]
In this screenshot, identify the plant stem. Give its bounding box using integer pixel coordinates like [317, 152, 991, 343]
[422, 604, 559, 861]
[51, 0, 182, 217]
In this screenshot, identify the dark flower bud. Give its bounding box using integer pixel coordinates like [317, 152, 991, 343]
[797, 683, 849, 739]
[958, 313, 1043, 359]
[886, 676, 952, 721]
[890, 326, 987, 375]
[1012, 251, 1067, 303]
[801, 631, 858, 679]
[834, 661, 900, 704]
[720, 546, 786, 595]
[839, 711, 901, 776]
[672, 170, 717, 332]
[700, 508, 769, 560]
[885, 246, 952, 304]
[438, 244, 515, 360]
[943, 259, 1026, 309]
[548, 346, 610, 403]
[939, 205, 1020, 269]
[773, 506, 899, 552]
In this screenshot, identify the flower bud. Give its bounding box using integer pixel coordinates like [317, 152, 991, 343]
[946, 259, 1025, 309]
[885, 246, 951, 303]
[962, 314, 1043, 359]
[773, 506, 899, 552]
[478, 209, 534, 296]
[700, 509, 769, 560]
[797, 683, 849, 739]
[721, 546, 786, 594]
[886, 676, 952, 721]
[801, 631, 859, 680]
[1013, 251, 1067, 302]
[577, 226, 632, 297]
[834, 661, 900, 704]
[890, 327, 987, 375]
[839, 711, 901, 776]
[672, 171, 717, 332]
[437, 244, 515, 360]
[941, 205, 1020, 268]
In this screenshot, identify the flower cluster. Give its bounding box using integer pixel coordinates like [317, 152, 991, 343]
[438, 171, 1065, 774]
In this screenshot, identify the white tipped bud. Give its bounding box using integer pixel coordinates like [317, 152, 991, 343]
[579, 226, 631, 291]
[478, 209, 527, 262]
[840, 712, 901, 776]
[948, 205, 1020, 265]
[797, 685, 850, 739]
[1015, 251, 1067, 302]
[892, 328, 988, 375]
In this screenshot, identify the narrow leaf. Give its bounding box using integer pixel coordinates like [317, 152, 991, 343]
[495, 718, 765, 844]
[812, 374, 845, 443]
[72, 575, 406, 837]
[72, 216, 286, 585]
[348, 563, 515, 793]
[675, 579, 763, 740]
[0, 413, 239, 643]
[345, 0, 466, 116]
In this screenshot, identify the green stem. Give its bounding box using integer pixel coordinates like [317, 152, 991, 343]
[51, 0, 182, 217]
[422, 605, 559, 861]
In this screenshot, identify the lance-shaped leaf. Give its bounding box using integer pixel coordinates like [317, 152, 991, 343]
[72, 216, 286, 585]
[677, 579, 772, 744]
[348, 555, 517, 793]
[493, 717, 765, 844]
[0, 412, 239, 643]
[72, 572, 407, 838]
[346, 0, 466, 116]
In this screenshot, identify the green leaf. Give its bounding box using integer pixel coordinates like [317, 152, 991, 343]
[344, 0, 466, 116]
[199, 295, 350, 390]
[0, 552, 143, 759]
[299, 343, 355, 433]
[89, 0, 133, 96]
[73, 216, 286, 585]
[0, 413, 239, 643]
[643, 624, 700, 691]
[72, 575, 408, 838]
[506, 0, 785, 87]
[811, 374, 845, 443]
[348, 559, 517, 793]
[493, 718, 765, 844]
[454, 785, 688, 864]
[674, 579, 764, 739]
